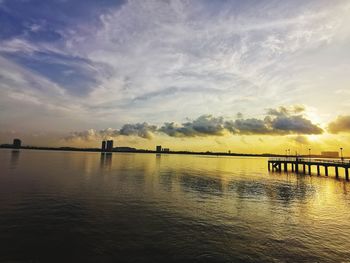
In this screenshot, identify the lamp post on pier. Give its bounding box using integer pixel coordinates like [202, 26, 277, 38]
[308, 148, 311, 162]
[340, 148, 343, 163]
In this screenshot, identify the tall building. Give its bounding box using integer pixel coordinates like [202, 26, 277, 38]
[156, 145, 162, 152]
[13, 138, 21, 149]
[101, 141, 106, 151]
[106, 140, 114, 152]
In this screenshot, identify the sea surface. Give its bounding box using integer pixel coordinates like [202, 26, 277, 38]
[1, 149, 350, 262]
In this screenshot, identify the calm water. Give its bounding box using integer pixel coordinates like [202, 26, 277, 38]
[1, 149, 350, 262]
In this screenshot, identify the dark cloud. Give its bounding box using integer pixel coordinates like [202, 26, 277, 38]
[159, 115, 226, 137]
[65, 106, 324, 141]
[225, 118, 270, 134]
[266, 105, 305, 117]
[159, 107, 322, 137]
[269, 115, 323, 134]
[259, 106, 322, 135]
[119, 123, 157, 139]
[328, 115, 350, 133]
[236, 112, 243, 119]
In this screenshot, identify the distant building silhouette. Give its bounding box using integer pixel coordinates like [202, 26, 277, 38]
[106, 140, 114, 152]
[115, 147, 137, 152]
[101, 141, 106, 151]
[13, 138, 21, 149]
[163, 148, 170, 152]
[321, 151, 339, 158]
[156, 145, 162, 152]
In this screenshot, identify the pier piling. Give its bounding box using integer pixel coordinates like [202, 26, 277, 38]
[268, 158, 349, 181]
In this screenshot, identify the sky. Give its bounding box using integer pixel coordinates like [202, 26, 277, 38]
[1, 0, 350, 155]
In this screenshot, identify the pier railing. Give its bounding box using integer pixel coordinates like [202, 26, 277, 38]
[268, 157, 350, 165]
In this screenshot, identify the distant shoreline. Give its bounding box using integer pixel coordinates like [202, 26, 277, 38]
[0, 145, 343, 159]
[0, 145, 272, 157]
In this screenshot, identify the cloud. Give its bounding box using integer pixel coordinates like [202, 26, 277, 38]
[269, 115, 323, 134]
[66, 105, 324, 141]
[65, 123, 157, 141]
[2, 50, 105, 96]
[289, 135, 310, 145]
[225, 118, 270, 135]
[159, 115, 226, 137]
[119, 123, 157, 139]
[263, 106, 323, 135]
[266, 105, 305, 117]
[328, 115, 350, 133]
[65, 128, 118, 141]
[64, 129, 98, 142]
[1, 0, 349, 138]
[226, 106, 322, 135]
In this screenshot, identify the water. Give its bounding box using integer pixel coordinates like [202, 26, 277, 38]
[1, 149, 350, 262]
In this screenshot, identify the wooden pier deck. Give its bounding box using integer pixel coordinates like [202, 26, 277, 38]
[268, 157, 350, 180]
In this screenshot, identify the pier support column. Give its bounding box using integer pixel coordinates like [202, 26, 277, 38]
[303, 164, 306, 174]
[295, 164, 299, 173]
[292, 163, 294, 172]
[278, 163, 282, 172]
[308, 165, 311, 175]
[335, 167, 339, 178]
[346, 168, 349, 181]
[325, 166, 328, 176]
[268, 162, 271, 171]
[317, 165, 320, 176]
[284, 162, 287, 172]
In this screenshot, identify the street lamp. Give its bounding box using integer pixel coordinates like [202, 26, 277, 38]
[308, 148, 311, 162]
[340, 147, 343, 162]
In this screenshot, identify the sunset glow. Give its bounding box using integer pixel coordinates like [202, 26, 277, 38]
[1, 0, 350, 155]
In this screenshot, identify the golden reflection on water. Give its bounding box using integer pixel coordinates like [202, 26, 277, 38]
[1, 149, 350, 262]
[75, 152, 350, 219]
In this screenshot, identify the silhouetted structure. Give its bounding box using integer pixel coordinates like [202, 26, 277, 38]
[268, 157, 350, 180]
[115, 147, 137, 152]
[163, 148, 170, 152]
[321, 151, 339, 158]
[156, 145, 162, 152]
[101, 141, 106, 151]
[106, 140, 114, 152]
[13, 138, 21, 149]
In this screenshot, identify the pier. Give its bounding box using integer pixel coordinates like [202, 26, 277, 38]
[268, 157, 350, 180]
